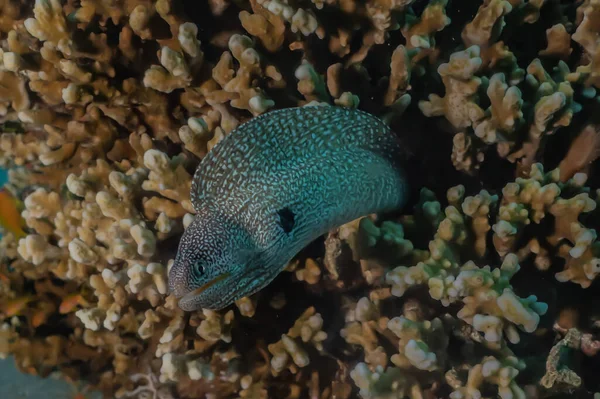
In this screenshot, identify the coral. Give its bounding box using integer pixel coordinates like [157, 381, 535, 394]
[540, 328, 583, 391]
[419, 46, 485, 130]
[540, 24, 573, 60]
[351, 363, 422, 399]
[268, 307, 327, 375]
[473, 72, 523, 148]
[294, 258, 322, 285]
[387, 209, 547, 348]
[462, 0, 512, 48]
[402, 0, 451, 50]
[0, 71, 29, 113]
[1, 0, 600, 398]
[492, 164, 600, 288]
[143, 22, 204, 94]
[196, 309, 234, 343]
[447, 355, 526, 399]
[387, 316, 448, 371]
[239, 0, 286, 52]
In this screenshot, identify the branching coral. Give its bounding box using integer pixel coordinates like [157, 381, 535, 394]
[1, 0, 600, 398]
[414, 0, 600, 174]
[419, 46, 485, 130]
[447, 355, 526, 399]
[386, 192, 548, 347]
[492, 163, 600, 288]
[268, 307, 327, 375]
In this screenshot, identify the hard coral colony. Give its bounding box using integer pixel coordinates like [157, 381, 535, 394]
[0, 0, 600, 398]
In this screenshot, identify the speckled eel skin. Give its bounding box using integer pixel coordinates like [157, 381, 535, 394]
[169, 105, 411, 311]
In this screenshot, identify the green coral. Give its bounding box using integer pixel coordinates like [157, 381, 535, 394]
[358, 218, 414, 261]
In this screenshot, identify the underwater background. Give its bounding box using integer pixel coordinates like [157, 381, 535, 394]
[2, 0, 600, 398]
[0, 168, 7, 187]
[1, 166, 102, 398]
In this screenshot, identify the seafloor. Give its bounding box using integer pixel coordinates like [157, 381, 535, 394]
[2, 0, 600, 398]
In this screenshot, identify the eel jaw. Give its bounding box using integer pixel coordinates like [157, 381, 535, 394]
[177, 272, 231, 308]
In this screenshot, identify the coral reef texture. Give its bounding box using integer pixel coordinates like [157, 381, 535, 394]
[2, 0, 600, 398]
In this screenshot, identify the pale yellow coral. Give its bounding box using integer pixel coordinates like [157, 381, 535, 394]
[461, 189, 498, 257]
[138, 309, 161, 340]
[474, 73, 523, 148]
[540, 24, 572, 59]
[159, 352, 184, 383]
[384, 45, 411, 106]
[387, 193, 547, 349]
[387, 316, 447, 371]
[256, 0, 319, 37]
[142, 149, 194, 213]
[268, 307, 327, 374]
[401, 0, 450, 49]
[294, 258, 322, 284]
[351, 362, 422, 399]
[75, 308, 106, 331]
[419, 46, 485, 129]
[178, 22, 202, 58]
[573, 0, 600, 57]
[235, 296, 257, 318]
[17, 234, 62, 266]
[0, 71, 30, 112]
[462, 0, 512, 47]
[143, 22, 203, 93]
[68, 238, 99, 265]
[24, 0, 70, 47]
[448, 356, 526, 399]
[239, 1, 286, 52]
[129, 5, 152, 39]
[451, 132, 482, 172]
[493, 164, 600, 288]
[196, 309, 235, 343]
[207, 33, 278, 115]
[103, 303, 122, 331]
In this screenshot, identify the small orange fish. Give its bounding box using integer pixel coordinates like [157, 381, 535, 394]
[31, 302, 56, 328]
[66, 382, 91, 399]
[1, 295, 34, 317]
[59, 293, 90, 314]
[0, 188, 26, 239]
[32, 310, 47, 328]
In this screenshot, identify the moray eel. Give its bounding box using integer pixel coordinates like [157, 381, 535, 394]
[169, 105, 411, 311]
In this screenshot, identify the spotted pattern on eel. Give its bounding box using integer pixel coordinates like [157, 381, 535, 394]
[169, 105, 411, 311]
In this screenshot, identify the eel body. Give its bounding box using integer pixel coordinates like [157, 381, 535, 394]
[169, 105, 410, 311]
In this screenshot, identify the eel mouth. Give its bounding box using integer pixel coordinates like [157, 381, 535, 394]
[179, 272, 231, 304]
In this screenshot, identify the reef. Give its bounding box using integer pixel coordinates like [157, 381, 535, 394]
[1, 0, 600, 398]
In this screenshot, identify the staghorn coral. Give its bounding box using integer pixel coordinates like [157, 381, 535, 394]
[1, 0, 600, 398]
[387, 316, 448, 371]
[492, 163, 600, 288]
[268, 307, 327, 375]
[386, 191, 548, 348]
[143, 22, 204, 94]
[401, 0, 451, 50]
[412, 0, 600, 175]
[419, 45, 485, 130]
[420, 46, 587, 174]
[447, 355, 526, 399]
